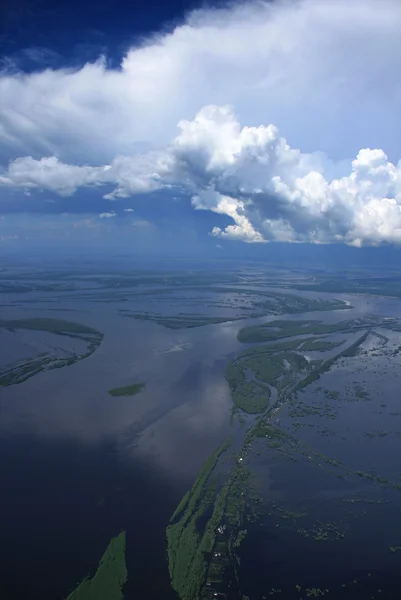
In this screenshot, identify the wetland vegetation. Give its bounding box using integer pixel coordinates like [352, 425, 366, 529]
[167, 437, 262, 600]
[66, 531, 127, 600]
[166, 440, 232, 600]
[237, 315, 399, 344]
[0, 318, 103, 386]
[108, 383, 145, 397]
[168, 305, 401, 599]
[118, 291, 349, 330]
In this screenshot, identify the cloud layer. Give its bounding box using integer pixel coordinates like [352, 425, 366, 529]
[2, 105, 401, 245]
[1, 0, 401, 246]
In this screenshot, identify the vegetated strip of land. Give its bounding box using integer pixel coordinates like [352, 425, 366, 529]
[66, 531, 127, 600]
[167, 440, 232, 600]
[118, 291, 349, 330]
[167, 437, 262, 600]
[290, 275, 401, 299]
[108, 383, 145, 397]
[236, 315, 399, 344]
[0, 318, 100, 335]
[120, 312, 241, 329]
[0, 318, 103, 387]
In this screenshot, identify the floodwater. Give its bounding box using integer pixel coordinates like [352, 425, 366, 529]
[0, 292, 240, 600]
[1, 270, 401, 600]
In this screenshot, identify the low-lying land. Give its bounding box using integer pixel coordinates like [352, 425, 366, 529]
[120, 312, 241, 329]
[108, 383, 145, 397]
[66, 531, 127, 600]
[168, 312, 401, 599]
[0, 318, 103, 386]
[117, 291, 349, 330]
[237, 315, 397, 344]
[167, 440, 232, 600]
[167, 438, 262, 600]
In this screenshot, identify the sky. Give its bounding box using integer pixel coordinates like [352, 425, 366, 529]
[1, 0, 401, 257]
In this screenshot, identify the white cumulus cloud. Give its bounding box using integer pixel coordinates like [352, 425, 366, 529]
[0, 0, 400, 246]
[0, 0, 400, 162]
[1, 104, 401, 245]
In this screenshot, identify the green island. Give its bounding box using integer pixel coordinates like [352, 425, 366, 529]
[108, 383, 145, 397]
[66, 531, 127, 600]
[0, 318, 103, 387]
[226, 340, 318, 414]
[120, 312, 241, 329]
[225, 362, 271, 413]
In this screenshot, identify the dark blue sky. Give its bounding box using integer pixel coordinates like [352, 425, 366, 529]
[0, 0, 224, 70]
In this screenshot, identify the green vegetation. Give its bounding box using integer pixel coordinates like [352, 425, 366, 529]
[0, 319, 103, 387]
[253, 422, 294, 453]
[0, 354, 54, 386]
[0, 318, 100, 335]
[238, 338, 308, 357]
[236, 317, 382, 344]
[291, 273, 401, 299]
[244, 351, 310, 385]
[295, 331, 369, 391]
[66, 531, 127, 600]
[108, 383, 145, 397]
[226, 340, 316, 413]
[166, 440, 232, 600]
[166, 438, 263, 600]
[201, 463, 258, 597]
[225, 362, 271, 413]
[121, 312, 241, 329]
[299, 338, 345, 351]
[115, 288, 349, 329]
[170, 440, 231, 522]
[163, 282, 401, 599]
[226, 319, 376, 414]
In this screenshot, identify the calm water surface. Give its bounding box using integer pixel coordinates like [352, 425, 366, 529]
[1, 288, 401, 599]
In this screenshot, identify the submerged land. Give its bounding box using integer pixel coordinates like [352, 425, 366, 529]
[2, 258, 401, 600]
[0, 318, 103, 386]
[167, 312, 401, 599]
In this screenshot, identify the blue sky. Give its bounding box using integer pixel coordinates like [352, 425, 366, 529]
[1, 0, 401, 256]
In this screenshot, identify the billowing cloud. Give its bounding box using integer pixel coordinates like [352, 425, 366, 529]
[0, 0, 400, 246]
[1, 104, 400, 245]
[99, 211, 116, 218]
[0, 154, 172, 197]
[1, 0, 400, 162]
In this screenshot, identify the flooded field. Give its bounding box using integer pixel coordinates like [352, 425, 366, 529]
[1, 257, 401, 600]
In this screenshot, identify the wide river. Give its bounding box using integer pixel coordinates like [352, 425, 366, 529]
[1, 283, 401, 600]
